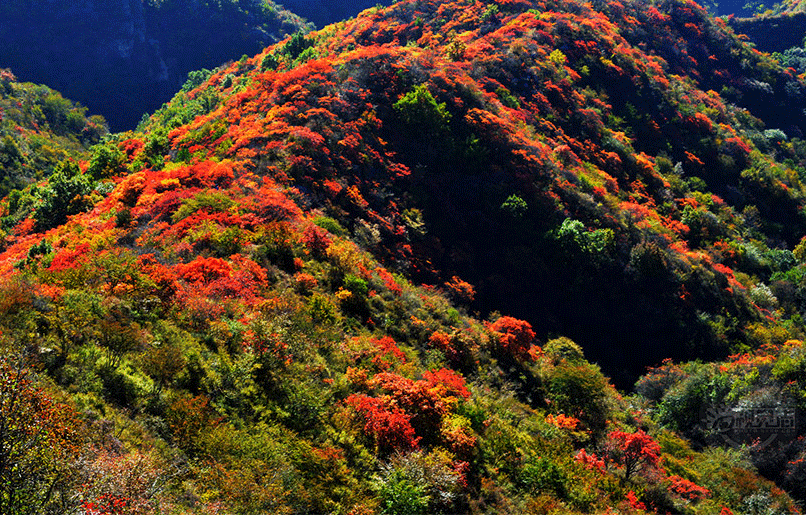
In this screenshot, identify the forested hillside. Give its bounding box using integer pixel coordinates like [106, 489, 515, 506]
[2, 0, 806, 513]
[136, 0, 806, 388]
[0, 69, 104, 196]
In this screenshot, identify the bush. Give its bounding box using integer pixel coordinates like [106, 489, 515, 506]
[544, 337, 585, 364]
[34, 161, 95, 230]
[546, 362, 611, 436]
[377, 468, 429, 515]
[375, 451, 461, 515]
[520, 457, 568, 497]
[394, 84, 451, 135]
[501, 194, 528, 218]
[87, 143, 126, 180]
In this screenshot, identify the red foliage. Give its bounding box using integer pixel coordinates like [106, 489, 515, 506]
[294, 272, 318, 292]
[175, 256, 232, 284]
[370, 336, 407, 370]
[375, 267, 402, 296]
[428, 331, 464, 363]
[668, 475, 710, 501]
[487, 316, 536, 360]
[546, 413, 580, 430]
[172, 161, 236, 189]
[112, 173, 147, 207]
[574, 448, 606, 473]
[81, 494, 129, 515]
[444, 275, 475, 304]
[301, 223, 332, 258]
[626, 490, 646, 510]
[605, 429, 663, 481]
[371, 372, 448, 421]
[253, 182, 302, 222]
[345, 394, 420, 452]
[422, 368, 471, 400]
[47, 243, 92, 273]
[120, 138, 144, 157]
[13, 218, 36, 236]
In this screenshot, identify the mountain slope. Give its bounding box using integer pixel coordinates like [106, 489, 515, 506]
[134, 0, 806, 388]
[1, 0, 806, 512]
[0, 69, 105, 196]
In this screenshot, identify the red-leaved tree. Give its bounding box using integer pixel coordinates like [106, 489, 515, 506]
[604, 429, 663, 482]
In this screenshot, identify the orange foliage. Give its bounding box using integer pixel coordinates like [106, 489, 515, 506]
[487, 316, 536, 360]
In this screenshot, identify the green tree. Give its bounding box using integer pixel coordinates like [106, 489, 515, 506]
[87, 142, 126, 180]
[501, 194, 528, 218]
[546, 361, 611, 436]
[377, 468, 430, 515]
[34, 161, 95, 231]
[394, 84, 451, 135]
[282, 31, 313, 60]
[181, 68, 213, 93]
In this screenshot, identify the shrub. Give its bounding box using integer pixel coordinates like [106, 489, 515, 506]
[34, 161, 95, 230]
[394, 84, 451, 135]
[87, 143, 127, 180]
[488, 316, 536, 360]
[375, 451, 462, 515]
[376, 467, 429, 515]
[520, 457, 568, 497]
[501, 194, 528, 218]
[546, 362, 611, 435]
[544, 337, 584, 364]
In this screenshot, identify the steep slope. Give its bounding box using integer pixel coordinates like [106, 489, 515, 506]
[729, 13, 806, 53]
[137, 0, 806, 388]
[1, 0, 806, 512]
[0, 69, 105, 196]
[0, 0, 309, 131]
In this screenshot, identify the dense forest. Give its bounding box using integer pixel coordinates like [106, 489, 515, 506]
[3, 0, 806, 513]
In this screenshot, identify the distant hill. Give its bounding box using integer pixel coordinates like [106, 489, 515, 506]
[277, 0, 393, 27]
[0, 0, 309, 131]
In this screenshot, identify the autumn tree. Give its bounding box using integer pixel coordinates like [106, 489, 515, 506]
[604, 429, 663, 483]
[0, 358, 84, 514]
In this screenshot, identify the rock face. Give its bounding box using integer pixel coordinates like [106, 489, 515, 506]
[730, 13, 806, 53]
[0, 0, 307, 131]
